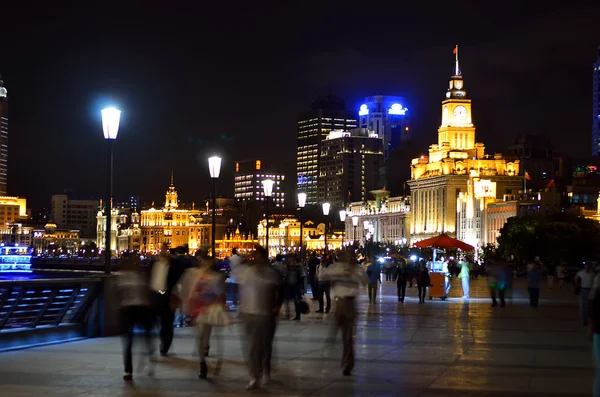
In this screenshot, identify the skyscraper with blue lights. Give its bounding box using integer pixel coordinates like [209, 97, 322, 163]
[358, 95, 410, 160]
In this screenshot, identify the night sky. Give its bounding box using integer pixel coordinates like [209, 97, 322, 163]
[2, 3, 600, 211]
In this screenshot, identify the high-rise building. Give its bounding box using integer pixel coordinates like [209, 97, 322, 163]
[297, 94, 357, 206]
[593, 46, 600, 156]
[51, 194, 99, 238]
[0, 76, 8, 195]
[407, 46, 522, 241]
[358, 95, 410, 160]
[317, 129, 383, 207]
[234, 159, 285, 207]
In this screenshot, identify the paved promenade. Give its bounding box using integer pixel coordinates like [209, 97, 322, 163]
[0, 277, 594, 396]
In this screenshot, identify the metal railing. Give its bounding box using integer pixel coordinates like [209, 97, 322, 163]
[0, 278, 102, 331]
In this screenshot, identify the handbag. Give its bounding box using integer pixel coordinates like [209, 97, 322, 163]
[196, 304, 231, 327]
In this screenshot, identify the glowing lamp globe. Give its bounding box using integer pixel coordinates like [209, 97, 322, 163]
[208, 156, 222, 179]
[322, 202, 331, 216]
[352, 216, 359, 227]
[101, 107, 121, 140]
[339, 210, 346, 222]
[262, 179, 275, 197]
[297, 192, 307, 208]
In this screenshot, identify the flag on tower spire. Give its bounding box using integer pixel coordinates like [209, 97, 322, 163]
[453, 45, 460, 76]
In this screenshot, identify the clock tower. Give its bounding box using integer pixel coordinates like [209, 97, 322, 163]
[438, 46, 475, 151]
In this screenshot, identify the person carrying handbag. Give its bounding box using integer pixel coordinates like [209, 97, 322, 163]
[180, 246, 230, 379]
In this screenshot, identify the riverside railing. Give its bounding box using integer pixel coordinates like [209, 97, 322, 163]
[0, 277, 102, 331]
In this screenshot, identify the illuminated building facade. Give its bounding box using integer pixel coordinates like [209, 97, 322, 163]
[0, 76, 7, 195]
[297, 94, 357, 206]
[0, 223, 33, 247]
[52, 194, 99, 238]
[407, 47, 521, 241]
[317, 129, 383, 207]
[358, 95, 410, 159]
[0, 196, 28, 225]
[215, 227, 258, 259]
[456, 174, 498, 248]
[257, 217, 341, 257]
[138, 181, 205, 253]
[345, 190, 411, 245]
[234, 159, 285, 207]
[33, 223, 81, 255]
[593, 46, 600, 156]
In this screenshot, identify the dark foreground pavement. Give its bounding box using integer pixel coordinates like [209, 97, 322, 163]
[0, 277, 593, 396]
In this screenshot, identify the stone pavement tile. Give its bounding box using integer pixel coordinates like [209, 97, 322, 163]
[457, 347, 537, 366]
[429, 370, 531, 392]
[526, 376, 592, 395]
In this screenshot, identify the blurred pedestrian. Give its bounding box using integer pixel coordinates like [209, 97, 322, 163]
[365, 257, 380, 303]
[284, 254, 303, 320]
[116, 255, 154, 381]
[320, 250, 368, 376]
[236, 245, 285, 390]
[307, 252, 320, 300]
[228, 248, 242, 310]
[458, 262, 470, 299]
[556, 261, 566, 289]
[587, 272, 600, 397]
[416, 263, 430, 304]
[396, 258, 408, 303]
[527, 262, 542, 308]
[317, 257, 332, 313]
[576, 262, 596, 325]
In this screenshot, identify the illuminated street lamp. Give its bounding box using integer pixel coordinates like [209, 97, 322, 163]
[101, 107, 121, 274]
[339, 210, 346, 246]
[208, 156, 222, 259]
[262, 179, 275, 254]
[322, 202, 330, 254]
[352, 216, 359, 245]
[298, 192, 307, 262]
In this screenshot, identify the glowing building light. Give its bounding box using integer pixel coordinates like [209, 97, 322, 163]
[359, 104, 369, 116]
[256, 160, 262, 170]
[388, 103, 408, 115]
[235, 162, 240, 172]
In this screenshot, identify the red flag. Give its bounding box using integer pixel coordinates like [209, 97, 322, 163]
[546, 179, 555, 188]
[348, 190, 352, 197]
[525, 172, 532, 181]
[453, 46, 457, 55]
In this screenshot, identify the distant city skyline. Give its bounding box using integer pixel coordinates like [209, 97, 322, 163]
[1, 4, 599, 211]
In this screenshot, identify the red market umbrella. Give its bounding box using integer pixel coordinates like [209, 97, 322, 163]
[414, 233, 474, 252]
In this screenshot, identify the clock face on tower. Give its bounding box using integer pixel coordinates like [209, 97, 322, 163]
[454, 105, 467, 120]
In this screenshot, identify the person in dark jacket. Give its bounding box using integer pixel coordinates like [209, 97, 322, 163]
[307, 252, 320, 300]
[284, 254, 304, 320]
[416, 263, 430, 303]
[396, 258, 409, 303]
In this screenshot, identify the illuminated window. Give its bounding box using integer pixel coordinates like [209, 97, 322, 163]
[256, 160, 262, 170]
[235, 163, 240, 172]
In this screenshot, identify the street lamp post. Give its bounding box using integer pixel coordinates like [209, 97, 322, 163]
[339, 209, 346, 247]
[262, 179, 275, 255]
[208, 156, 222, 259]
[352, 216, 359, 245]
[298, 192, 307, 261]
[322, 202, 330, 254]
[101, 107, 121, 274]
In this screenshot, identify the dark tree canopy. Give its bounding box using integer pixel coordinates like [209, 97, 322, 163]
[497, 213, 600, 265]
